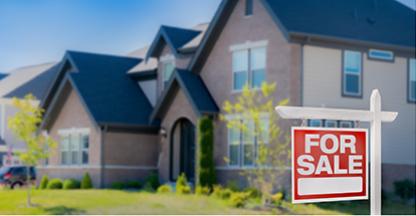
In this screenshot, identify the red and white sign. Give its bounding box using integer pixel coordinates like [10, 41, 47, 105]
[292, 127, 368, 203]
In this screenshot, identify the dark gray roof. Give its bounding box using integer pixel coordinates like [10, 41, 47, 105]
[147, 25, 202, 59]
[4, 64, 61, 101]
[0, 73, 8, 80]
[263, 0, 415, 48]
[42, 51, 158, 129]
[151, 69, 219, 120]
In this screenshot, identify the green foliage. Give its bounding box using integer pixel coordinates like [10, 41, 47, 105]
[157, 184, 173, 193]
[221, 82, 290, 204]
[394, 179, 415, 201]
[197, 116, 216, 188]
[126, 181, 141, 189]
[176, 173, 191, 194]
[195, 185, 211, 195]
[111, 182, 126, 190]
[271, 192, 284, 207]
[144, 171, 160, 190]
[81, 173, 93, 189]
[226, 180, 240, 192]
[212, 185, 232, 200]
[244, 187, 262, 199]
[228, 192, 250, 208]
[63, 179, 80, 190]
[142, 182, 155, 192]
[39, 175, 49, 190]
[47, 178, 63, 189]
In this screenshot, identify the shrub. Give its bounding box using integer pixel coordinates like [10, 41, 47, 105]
[213, 185, 232, 199]
[142, 182, 155, 192]
[197, 117, 216, 188]
[157, 184, 173, 193]
[144, 171, 160, 190]
[111, 182, 126, 190]
[63, 179, 80, 189]
[226, 180, 240, 192]
[394, 179, 415, 201]
[81, 172, 93, 189]
[126, 181, 141, 189]
[47, 178, 63, 189]
[195, 185, 211, 195]
[229, 192, 250, 208]
[39, 175, 49, 189]
[271, 192, 284, 207]
[244, 187, 262, 199]
[176, 173, 191, 194]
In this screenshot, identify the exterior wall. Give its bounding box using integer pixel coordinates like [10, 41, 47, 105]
[156, 45, 193, 96]
[302, 45, 416, 190]
[159, 89, 198, 182]
[102, 131, 158, 186]
[198, 0, 301, 185]
[38, 87, 103, 187]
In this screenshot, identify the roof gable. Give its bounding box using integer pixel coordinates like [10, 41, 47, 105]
[151, 69, 219, 120]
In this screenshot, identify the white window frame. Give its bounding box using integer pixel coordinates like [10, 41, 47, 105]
[408, 58, 416, 103]
[343, 50, 362, 97]
[58, 128, 90, 166]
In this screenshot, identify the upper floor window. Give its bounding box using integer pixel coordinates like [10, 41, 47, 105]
[162, 61, 175, 88]
[245, 0, 253, 16]
[368, 49, 394, 61]
[308, 119, 355, 128]
[343, 50, 362, 97]
[232, 44, 266, 91]
[59, 128, 90, 165]
[409, 58, 416, 103]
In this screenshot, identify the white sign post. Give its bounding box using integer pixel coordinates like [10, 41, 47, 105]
[275, 89, 397, 215]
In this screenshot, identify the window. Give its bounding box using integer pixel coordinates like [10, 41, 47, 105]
[59, 129, 90, 165]
[245, 0, 253, 16]
[409, 58, 416, 103]
[324, 120, 338, 128]
[232, 46, 266, 91]
[339, 121, 354, 128]
[308, 119, 323, 127]
[308, 120, 355, 128]
[227, 116, 269, 167]
[343, 50, 362, 97]
[368, 49, 394, 61]
[162, 61, 175, 88]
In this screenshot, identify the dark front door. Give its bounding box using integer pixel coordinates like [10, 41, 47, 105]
[170, 119, 195, 182]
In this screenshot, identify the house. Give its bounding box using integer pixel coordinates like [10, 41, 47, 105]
[38, 0, 415, 192]
[0, 63, 60, 166]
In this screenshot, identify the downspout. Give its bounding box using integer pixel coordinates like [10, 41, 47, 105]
[100, 125, 108, 188]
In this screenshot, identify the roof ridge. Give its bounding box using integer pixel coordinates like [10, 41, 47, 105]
[9, 61, 56, 72]
[161, 25, 202, 33]
[66, 50, 141, 61]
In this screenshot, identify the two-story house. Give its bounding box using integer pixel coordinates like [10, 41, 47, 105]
[37, 0, 414, 192]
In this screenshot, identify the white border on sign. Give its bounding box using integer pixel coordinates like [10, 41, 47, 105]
[291, 126, 369, 204]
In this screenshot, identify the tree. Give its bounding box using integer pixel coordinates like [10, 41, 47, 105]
[197, 116, 216, 188]
[8, 94, 57, 207]
[221, 82, 290, 205]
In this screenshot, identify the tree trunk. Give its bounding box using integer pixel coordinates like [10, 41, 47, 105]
[26, 165, 32, 207]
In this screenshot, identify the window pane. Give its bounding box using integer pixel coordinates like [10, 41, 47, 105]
[260, 117, 269, 144]
[243, 144, 255, 166]
[228, 127, 240, 144]
[243, 120, 255, 144]
[340, 121, 354, 128]
[229, 145, 240, 166]
[82, 135, 89, 150]
[163, 62, 175, 82]
[344, 51, 361, 74]
[252, 69, 265, 88]
[82, 151, 89, 165]
[410, 59, 416, 101]
[61, 136, 69, 151]
[345, 74, 360, 94]
[308, 119, 322, 127]
[233, 50, 248, 72]
[245, 0, 253, 16]
[410, 59, 416, 81]
[251, 47, 266, 70]
[324, 120, 338, 128]
[234, 71, 248, 90]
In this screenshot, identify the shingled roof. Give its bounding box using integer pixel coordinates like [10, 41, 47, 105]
[42, 51, 158, 130]
[0, 73, 8, 81]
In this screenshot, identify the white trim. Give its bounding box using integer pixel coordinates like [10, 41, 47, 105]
[229, 40, 268, 52]
[160, 54, 175, 62]
[58, 128, 90, 136]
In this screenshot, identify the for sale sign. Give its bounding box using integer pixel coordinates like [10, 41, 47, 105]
[292, 127, 368, 203]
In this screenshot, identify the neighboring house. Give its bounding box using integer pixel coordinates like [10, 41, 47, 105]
[38, 0, 415, 193]
[0, 63, 59, 166]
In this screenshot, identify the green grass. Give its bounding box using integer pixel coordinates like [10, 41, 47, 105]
[0, 189, 414, 215]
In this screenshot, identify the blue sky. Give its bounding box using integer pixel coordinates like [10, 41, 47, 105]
[0, 0, 414, 72]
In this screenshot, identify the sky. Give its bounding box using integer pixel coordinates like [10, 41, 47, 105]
[0, 0, 414, 72]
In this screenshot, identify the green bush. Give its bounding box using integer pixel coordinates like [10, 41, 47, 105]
[63, 179, 81, 189]
[144, 171, 160, 190]
[126, 181, 141, 189]
[271, 192, 284, 207]
[244, 187, 262, 199]
[142, 182, 155, 192]
[226, 180, 240, 192]
[176, 173, 191, 194]
[47, 178, 63, 189]
[195, 185, 211, 195]
[229, 192, 250, 208]
[394, 179, 415, 201]
[212, 185, 232, 199]
[197, 117, 216, 188]
[157, 184, 173, 193]
[39, 175, 49, 189]
[111, 182, 126, 190]
[81, 172, 93, 189]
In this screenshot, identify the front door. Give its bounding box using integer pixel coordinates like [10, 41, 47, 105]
[170, 118, 195, 182]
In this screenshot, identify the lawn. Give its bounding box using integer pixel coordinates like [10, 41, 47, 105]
[0, 189, 414, 215]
